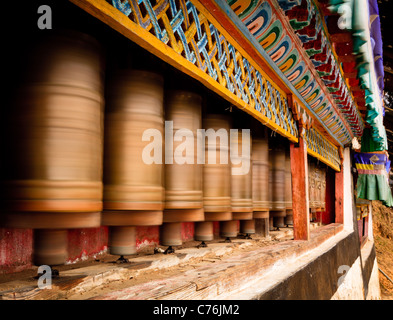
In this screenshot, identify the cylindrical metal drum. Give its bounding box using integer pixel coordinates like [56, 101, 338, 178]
[314, 164, 322, 211]
[231, 130, 253, 220]
[284, 149, 293, 226]
[161, 91, 204, 246]
[321, 167, 326, 211]
[1, 31, 104, 266]
[196, 115, 232, 242]
[160, 222, 182, 246]
[220, 220, 238, 238]
[269, 144, 286, 229]
[33, 229, 68, 266]
[308, 160, 319, 221]
[102, 70, 165, 256]
[108, 226, 136, 256]
[308, 160, 315, 220]
[202, 116, 232, 221]
[194, 221, 214, 242]
[240, 219, 255, 235]
[252, 138, 269, 219]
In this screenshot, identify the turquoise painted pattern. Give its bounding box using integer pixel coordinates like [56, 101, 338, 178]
[110, 0, 298, 139]
[227, 0, 363, 145]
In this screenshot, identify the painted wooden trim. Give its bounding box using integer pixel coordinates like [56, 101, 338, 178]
[210, 0, 346, 148]
[69, 0, 299, 142]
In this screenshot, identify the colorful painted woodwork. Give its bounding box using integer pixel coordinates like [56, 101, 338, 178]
[227, 0, 364, 146]
[107, 0, 298, 144]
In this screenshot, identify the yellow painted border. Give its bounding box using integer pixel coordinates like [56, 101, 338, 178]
[307, 148, 341, 172]
[306, 126, 341, 172]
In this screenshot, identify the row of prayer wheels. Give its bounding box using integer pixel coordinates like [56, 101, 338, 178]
[308, 160, 327, 220]
[0, 31, 293, 267]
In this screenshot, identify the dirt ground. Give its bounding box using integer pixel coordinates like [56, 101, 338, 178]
[372, 201, 393, 300]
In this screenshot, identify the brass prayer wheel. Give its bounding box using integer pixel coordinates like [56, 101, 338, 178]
[202, 115, 232, 221]
[1, 31, 104, 265]
[315, 164, 322, 211]
[194, 221, 214, 242]
[231, 130, 253, 220]
[252, 138, 269, 219]
[195, 115, 232, 243]
[160, 222, 182, 247]
[102, 70, 165, 256]
[161, 91, 204, 246]
[269, 144, 286, 228]
[284, 149, 293, 226]
[220, 220, 238, 239]
[108, 226, 136, 256]
[321, 167, 326, 211]
[308, 160, 317, 220]
[33, 230, 68, 267]
[240, 219, 255, 235]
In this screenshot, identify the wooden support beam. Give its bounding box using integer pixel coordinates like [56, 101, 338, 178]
[290, 128, 310, 241]
[335, 169, 344, 224]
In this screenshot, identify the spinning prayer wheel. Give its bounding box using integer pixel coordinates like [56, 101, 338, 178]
[161, 91, 204, 248]
[314, 164, 321, 211]
[308, 160, 316, 220]
[316, 164, 327, 213]
[195, 115, 232, 244]
[252, 137, 269, 221]
[239, 219, 255, 236]
[230, 130, 253, 238]
[284, 149, 293, 226]
[320, 168, 326, 212]
[314, 163, 326, 220]
[231, 130, 252, 218]
[220, 220, 238, 239]
[269, 143, 286, 229]
[0, 31, 104, 266]
[308, 160, 322, 221]
[102, 70, 164, 258]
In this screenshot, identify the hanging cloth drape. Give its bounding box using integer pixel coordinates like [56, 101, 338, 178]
[354, 152, 393, 207]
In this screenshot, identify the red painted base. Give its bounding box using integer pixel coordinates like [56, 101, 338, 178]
[0, 222, 202, 274]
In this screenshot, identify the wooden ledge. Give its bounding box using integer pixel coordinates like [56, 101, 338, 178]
[0, 224, 343, 300]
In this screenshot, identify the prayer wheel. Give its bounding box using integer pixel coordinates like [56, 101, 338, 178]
[308, 160, 317, 220]
[102, 70, 164, 257]
[229, 130, 253, 238]
[231, 130, 252, 218]
[315, 165, 322, 211]
[161, 91, 204, 248]
[284, 149, 293, 226]
[220, 220, 238, 239]
[269, 144, 286, 229]
[0, 31, 104, 266]
[194, 221, 214, 242]
[240, 219, 255, 236]
[321, 167, 326, 211]
[195, 115, 232, 243]
[252, 137, 269, 219]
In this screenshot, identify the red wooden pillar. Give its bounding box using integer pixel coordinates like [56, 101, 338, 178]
[335, 168, 344, 224]
[290, 127, 310, 240]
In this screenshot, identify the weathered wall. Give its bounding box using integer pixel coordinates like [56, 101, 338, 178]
[257, 231, 362, 300]
[216, 230, 380, 300]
